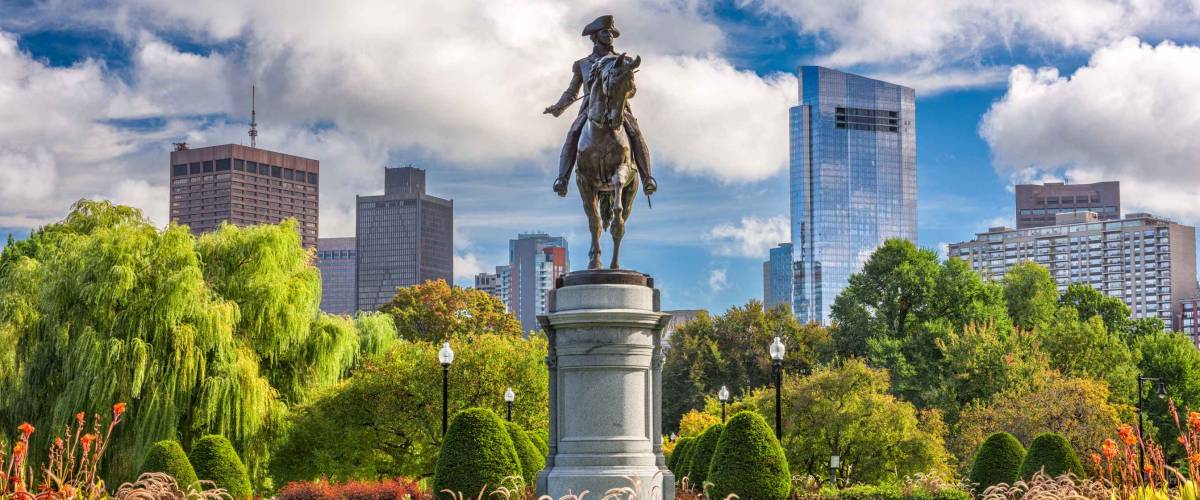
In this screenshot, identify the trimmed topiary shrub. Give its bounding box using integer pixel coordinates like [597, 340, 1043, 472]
[504, 421, 543, 485]
[433, 408, 523, 497]
[189, 434, 251, 499]
[1019, 432, 1084, 480]
[822, 484, 972, 500]
[707, 411, 790, 500]
[141, 440, 199, 490]
[969, 431, 1026, 491]
[669, 437, 696, 478]
[530, 431, 549, 458]
[685, 423, 723, 486]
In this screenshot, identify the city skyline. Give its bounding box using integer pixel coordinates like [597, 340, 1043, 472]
[4, 2, 1200, 314]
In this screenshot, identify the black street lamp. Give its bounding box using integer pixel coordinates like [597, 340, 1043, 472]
[1136, 375, 1167, 477]
[769, 336, 786, 440]
[504, 386, 516, 422]
[718, 385, 730, 423]
[830, 455, 841, 489]
[439, 341, 455, 436]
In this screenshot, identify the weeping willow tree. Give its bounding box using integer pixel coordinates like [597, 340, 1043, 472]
[0, 200, 395, 490]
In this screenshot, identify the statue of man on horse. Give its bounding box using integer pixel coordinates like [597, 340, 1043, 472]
[544, 15, 656, 270]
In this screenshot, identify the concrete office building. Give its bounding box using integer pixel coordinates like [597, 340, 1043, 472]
[317, 237, 356, 315]
[763, 243, 793, 311]
[1015, 181, 1121, 229]
[508, 233, 569, 333]
[1178, 297, 1200, 347]
[948, 211, 1198, 330]
[474, 271, 501, 297]
[169, 143, 319, 247]
[355, 166, 453, 311]
[790, 66, 917, 324]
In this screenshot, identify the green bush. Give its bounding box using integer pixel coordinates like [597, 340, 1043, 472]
[707, 411, 790, 500]
[140, 440, 198, 489]
[821, 485, 971, 500]
[504, 421, 543, 485]
[530, 431, 549, 458]
[433, 408, 522, 497]
[969, 432, 1026, 491]
[669, 437, 696, 478]
[189, 435, 251, 499]
[1019, 432, 1084, 480]
[685, 423, 723, 486]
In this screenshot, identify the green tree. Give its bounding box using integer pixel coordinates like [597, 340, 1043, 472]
[382, 279, 523, 340]
[968, 432, 1025, 492]
[0, 202, 393, 487]
[831, 239, 941, 356]
[140, 440, 199, 489]
[1002, 262, 1058, 332]
[749, 359, 950, 484]
[1058, 284, 1132, 339]
[662, 304, 831, 433]
[191, 434, 253, 499]
[433, 408, 522, 497]
[952, 371, 1125, 467]
[1039, 308, 1136, 402]
[270, 334, 548, 483]
[1135, 332, 1200, 455]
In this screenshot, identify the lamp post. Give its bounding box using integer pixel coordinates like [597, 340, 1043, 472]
[439, 341, 455, 436]
[830, 455, 841, 489]
[669, 432, 676, 443]
[1136, 375, 1167, 477]
[504, 386, 515, 422]
[718, 385, 730, 423]
[769, 336, 785, 440]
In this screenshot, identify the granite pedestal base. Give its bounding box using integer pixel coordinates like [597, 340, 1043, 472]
[536, 270, 674, 500]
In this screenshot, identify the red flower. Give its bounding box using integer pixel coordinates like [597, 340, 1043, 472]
[17, 422, 34, 438]
[113, 402, 127, 418]
[80, 433, 97, 450]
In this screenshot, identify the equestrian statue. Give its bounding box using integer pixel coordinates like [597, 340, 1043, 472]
[544, 15, 656, 270]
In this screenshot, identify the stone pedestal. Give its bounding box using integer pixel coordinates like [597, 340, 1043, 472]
[536, 270, 674, 499]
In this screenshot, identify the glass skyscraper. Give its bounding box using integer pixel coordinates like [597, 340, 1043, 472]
[790, 66, 917, 324]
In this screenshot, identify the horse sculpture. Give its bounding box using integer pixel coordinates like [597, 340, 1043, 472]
[575, 53, 641, 270]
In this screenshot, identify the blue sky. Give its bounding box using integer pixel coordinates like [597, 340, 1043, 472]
[2, 1, 1200, 314]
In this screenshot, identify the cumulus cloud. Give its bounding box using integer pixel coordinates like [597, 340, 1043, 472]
[704, 215, 789, 258]
[708, 268, 729, 292]
[747, 0, 1200, 93]
[980, 37, 1200, 223]
[454, 253, 485, 281]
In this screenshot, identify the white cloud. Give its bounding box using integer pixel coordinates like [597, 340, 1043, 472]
[704, 215, 789, 258]
[747, 0, 1200, 93]
[708, 268, 728, 292]
[454, 253, 485, 281]
[981, 37, 1200, 223]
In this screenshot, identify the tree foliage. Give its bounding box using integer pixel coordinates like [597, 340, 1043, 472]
[191, 434, 253, 499]
[1134, 332, 1200, 453]
[269, 334, 548, 483]
[684, 423, 722, 486]
[382, 279, 522, 341]
[707, 411, 790, 500]
[504, 421, 543, 486]
[968, 432, 1025, 492]
[0, 201, 393, 488]
[1001, 262, 1058, 332]
[140, 440, 199, 489]
[1018, 432, 1084, 480]
[433, 408, 522, 497]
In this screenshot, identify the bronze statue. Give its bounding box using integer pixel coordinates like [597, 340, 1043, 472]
[544, 15, 654, 270]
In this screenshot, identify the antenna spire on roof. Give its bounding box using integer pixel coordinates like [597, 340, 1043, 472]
[249, 85, 258, 148]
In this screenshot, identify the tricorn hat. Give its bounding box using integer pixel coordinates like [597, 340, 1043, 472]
[582, 15, 620, 37]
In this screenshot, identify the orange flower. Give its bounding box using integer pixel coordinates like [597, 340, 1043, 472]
[1091, 453, 1102, 465]
[1119, 424, 1138, 446]
[12, 442, 25, 456]
[17, 422, 34, 437]
[75, 412, 85, 425]
[80, 433, 96, 450]
[113, 402, 127, 418]
[1189, 411, 1200, 432]
[1180, 435, 1188, 445]
[1103, 438, 1119, 458]
[1190, 454, 1200, 466]
[1144, 464, 1154, 474]
[54, 437, 63, 449]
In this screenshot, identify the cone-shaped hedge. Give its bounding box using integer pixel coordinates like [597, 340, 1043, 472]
[707, 411, 790, 500]
[434, 408, 523, 497]
[189, 435, 251, 499]
[530, 431, 550, 458]
[141, 440, 199, 489]
[669, 437, 696, 478]
[969, 432, 1026, 492]
[504, 421, 543, 485]
[1019, 432, 1084, 480]
[686, 423, 723, 486]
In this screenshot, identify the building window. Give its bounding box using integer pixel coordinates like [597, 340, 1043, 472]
[834, 107, 899, 132]
[215, 159, 231, 171]
[284, 168, 295, 180]
[271, 166, 282, 178]
[307, 173, 318, 184]
[172, 164, 188, 177]
[202, 161, 214, 173]
[189, 163, 201, 175]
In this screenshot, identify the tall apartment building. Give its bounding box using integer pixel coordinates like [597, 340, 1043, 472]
[169, 144, 319, 247]
[790, 66, 917, 324]
[1179, 297, 1200, 346]
[355, 166, 453, 311]
[763, 243, 793, 311]
[317, 237, 356, 315]
[508, 233, 569, 333]
[948, 211, 1198, 330]
[1016, 181, 1120, 228]
[474, 272, 501, 297]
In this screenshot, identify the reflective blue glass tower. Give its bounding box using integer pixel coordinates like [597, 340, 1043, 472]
[790, 67, 916, 324]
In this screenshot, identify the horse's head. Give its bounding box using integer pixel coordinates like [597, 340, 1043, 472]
[589, 53, 641, 130]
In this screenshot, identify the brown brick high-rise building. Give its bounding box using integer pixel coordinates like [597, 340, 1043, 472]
[1015, 181, 1120, 229]
[169, 144, 319, 248]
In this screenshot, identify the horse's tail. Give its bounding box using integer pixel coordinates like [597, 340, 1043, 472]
[600, 190, 614, 231]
